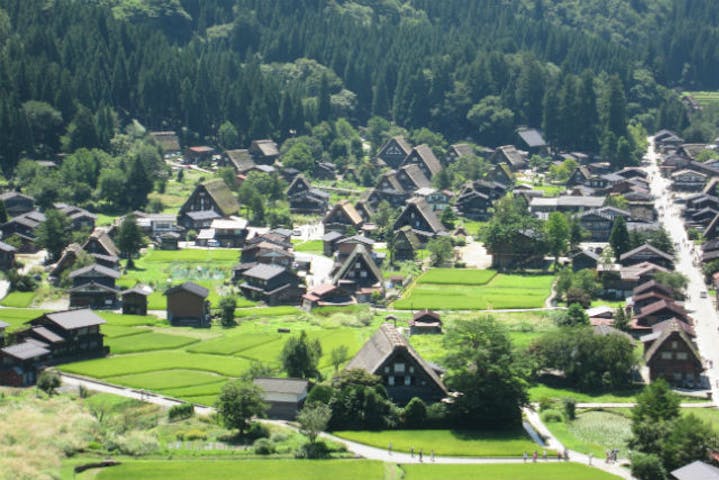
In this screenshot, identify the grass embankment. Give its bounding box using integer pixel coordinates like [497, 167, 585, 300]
[0, 291, 36, 307]
[543, 409, 631, 458]
[333, 429, 538, 457]
[401, 463, 621, 480]
[394, 269, 554, 310]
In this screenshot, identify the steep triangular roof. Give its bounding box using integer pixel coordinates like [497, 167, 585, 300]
[165, 281, 209, 299]
[346, 323, 448, 395]
[323, 201, 363, 227]
[619, 243, 673, 263]
[202, 179, 240, 216]
[393, 197, 445, 234]
[644, 320, 701, 365]
[332, 244, 382, 286]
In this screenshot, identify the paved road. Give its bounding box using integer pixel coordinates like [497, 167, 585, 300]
[59, 373, 632, 477]
[645, 137, 719, 402]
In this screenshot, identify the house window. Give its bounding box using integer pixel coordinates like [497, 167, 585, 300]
[661, 352, 672, 360]
[671, 341, 678, 349]
[404, 376, 411, 386]
[388, 376, 395, 386]
[394, 363, 405, 374]
[676, 352, 688, 360]
[409, 366, 415, 374]
[384, 366, 390, 374]
[360, 271, 367, 278]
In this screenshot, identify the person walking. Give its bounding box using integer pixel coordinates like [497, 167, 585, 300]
[410, 447, 414, 458]
[523, 452, 528, 463]
[542, 449, 547, 461]
[532, 451, 538, 463]
[388, 442, 392, 456]
[588, 453, 593, 466]
[430, 450, 435, 462]
[418, 450, 423, 463]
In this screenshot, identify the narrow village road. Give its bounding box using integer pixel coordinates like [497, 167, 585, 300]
[58, 373, 633, 478]
[645, 138, 719, 403]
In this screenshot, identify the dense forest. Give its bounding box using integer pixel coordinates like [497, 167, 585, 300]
[0, 0, 717, 174]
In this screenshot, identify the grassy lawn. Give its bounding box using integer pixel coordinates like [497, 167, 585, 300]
[106, 369, 226, 391]
[293, 239, 324, 255]
[402, 463, 620, 479]
[0, 290, 36, 307]
[0, 307, 48, 331]
[234, 306, 300, 318]
[394, 273, 554, 310]
[529, 384, 642, 403]
[333, 429, 539, 457]
[106, 331, 200, 354]
[120, 248, 242, 309]
[416, 268, 497, 285]
[61, 350, 252, 378]
[95, 460, 384, 480]
[544, 410, 631, 458]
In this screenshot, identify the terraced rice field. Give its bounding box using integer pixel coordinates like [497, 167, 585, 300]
[394, 270, 554, 310]
[61, 308, 375, 405]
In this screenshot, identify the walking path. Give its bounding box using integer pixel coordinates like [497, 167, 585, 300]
[58, 373, 633, 478]
[645, 137, 719, 403]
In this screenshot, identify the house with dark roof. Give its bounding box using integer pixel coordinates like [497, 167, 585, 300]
[178, 179, 241, 230]
[633, 280, 676, 300]
[122, 285, 152, 316]
[392, 226, 421, 262]
[165, 282, 211, 327]
[239, 264, 304, 306]
[322, 201, 364, 234]
[332, 245, 383, 301]
[0, 340, 49, 386]
[409, 310, 442, 335]
[571, 249, 600, 271]
[83, 228, 120, 258]
[566, 166, 592, 187]
[253, 377, 309, 420]
[0, 210, 45, 252]
[455, 183, 492, 220]
[489, 145, 527, 171]
[634, 299, 690, 329]
[68, 264, 121, 309]
[287, 176, 329, 215]
[671, 168, 707, 191]
[401, 145, 443, 179]
[376, 136, 412, 169]
[446, 143, 476, 163]
[302, 284, 356, 310]
[0, 191, 35, 216]
[149, 131, 181, 157]
[579, 207, 631, 242]
[371, 172, 409, 207]
[345, 323, 448, 405]
[0, 240, 16, 270]
[335, 235, 375, 262]
[225, 149, 255, 176]
[619, 244, 674, 269]
[392, 198, 446, 244]
[184, 146, 215, 164]
[641, 319, 703, 387]
[397, 164, 431, 191]
[25, 309, 108, 361]
[249, 139, 280, 165]
[515, 127, 547, 154]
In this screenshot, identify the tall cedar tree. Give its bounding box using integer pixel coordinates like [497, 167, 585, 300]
[116, 215, 144, 268]
[609, 215, 630, 258]
[443, 316, 527, 428]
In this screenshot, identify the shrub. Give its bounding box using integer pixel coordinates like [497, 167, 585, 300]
[270, 432, 289, 443]
[108, 431, 159, 456]
[168, 403, 195, 421]
[245, 422, 270, 441]
[426, 402, 449, 428]
[631, 453, 667, 480]
[37, 370, 61, 396]
[538, 397, 555, 412]
[295, 440, 330, 459]
[176, 429, 207, 441]
[306, 384, 334, 404]
[402, 397, 427, 429]
[253, 438, 276, 455]
[541, 409, 564, 423]
[77, 384, 89, 398]
[562, 398, 576, 421]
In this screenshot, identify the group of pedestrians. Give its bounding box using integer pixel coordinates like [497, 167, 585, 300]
[605, 449, 619, 464]
[522, 449, 556, 463]
[387, 443, 434, 462]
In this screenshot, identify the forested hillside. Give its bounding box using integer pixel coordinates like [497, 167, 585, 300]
[0, 0, 716, 173]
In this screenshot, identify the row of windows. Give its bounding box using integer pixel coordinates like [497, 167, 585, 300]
[660, 351, 689, 360]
